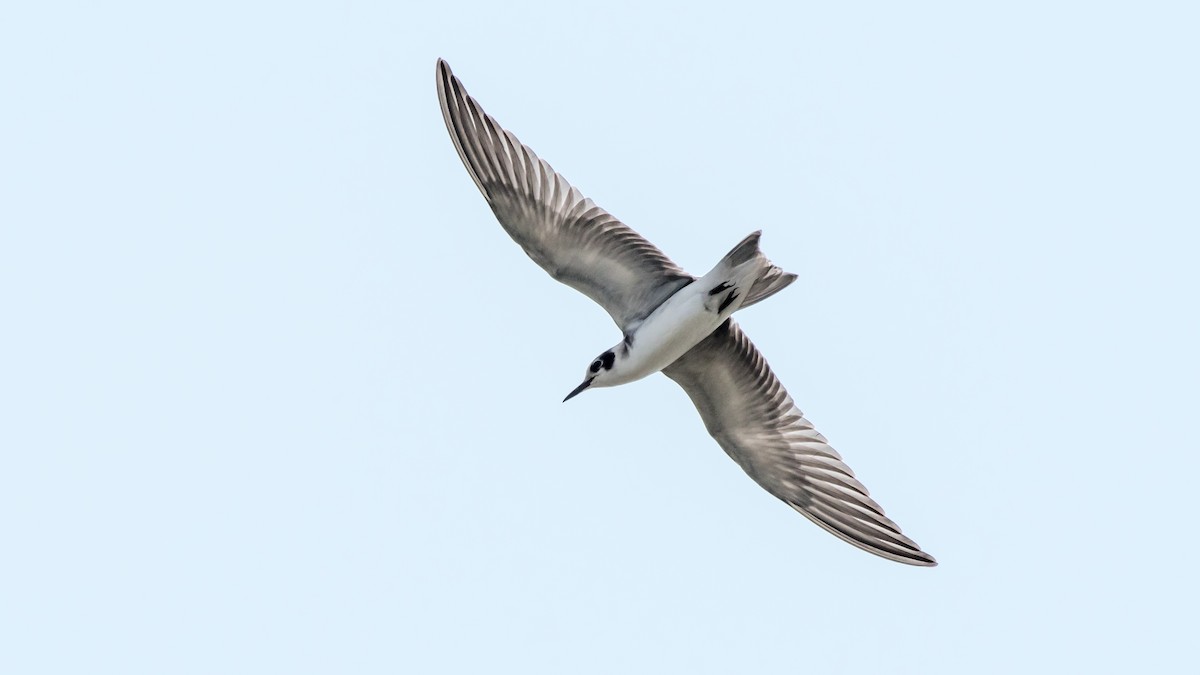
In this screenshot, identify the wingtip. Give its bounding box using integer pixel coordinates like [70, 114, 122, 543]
[912, 552, 938, 567]
[873, 543, 938, 567]
[868, 538, 940, 567]
[436, 58, 456, 82]
[887, 542, 939, 567]
[436, 58, 451, 79]
[897, 543, 938, 567]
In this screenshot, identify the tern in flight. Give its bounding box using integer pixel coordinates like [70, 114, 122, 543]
[436, 59, 935, 566]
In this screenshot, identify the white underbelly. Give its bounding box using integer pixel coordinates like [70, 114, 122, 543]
[616, 285, 723, 383]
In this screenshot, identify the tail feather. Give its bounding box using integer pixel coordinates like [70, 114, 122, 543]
[741, 265, 797, 309]
[708, 230, 795, 310]
[719, 230, 764, 269]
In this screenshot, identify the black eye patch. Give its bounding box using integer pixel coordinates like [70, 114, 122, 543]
[600, 351, 615, 370]
[590, 360, 602, 373]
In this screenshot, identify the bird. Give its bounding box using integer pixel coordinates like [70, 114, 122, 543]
[435, 59, 936, 567]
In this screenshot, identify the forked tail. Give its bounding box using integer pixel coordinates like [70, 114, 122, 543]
[710, 231, 797, 310]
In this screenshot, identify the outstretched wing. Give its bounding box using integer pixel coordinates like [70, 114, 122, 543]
[663, 320, 936, 566]
[436, 59, 692, 330]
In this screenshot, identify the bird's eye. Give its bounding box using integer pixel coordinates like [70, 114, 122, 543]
[590, 360, 602, 373]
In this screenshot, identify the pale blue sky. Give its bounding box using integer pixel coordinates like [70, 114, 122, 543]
[2, 1, 1198, 673]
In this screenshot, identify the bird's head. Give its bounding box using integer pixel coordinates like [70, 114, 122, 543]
[563, 349, 618, 402]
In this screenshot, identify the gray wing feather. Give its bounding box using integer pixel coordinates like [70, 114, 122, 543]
[664, 320, 937, 566]
[436, 59, 692, 330]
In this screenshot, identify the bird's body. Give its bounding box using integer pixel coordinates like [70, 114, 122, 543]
[573, 231, 780, 393]
[435, 59, 936, 566]
[613, 277, 736, 385]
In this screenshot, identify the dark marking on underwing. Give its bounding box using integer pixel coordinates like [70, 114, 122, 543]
[718, 291, 739, 314]
[623, 332, 633, 347]
[708, 281, 734, 296]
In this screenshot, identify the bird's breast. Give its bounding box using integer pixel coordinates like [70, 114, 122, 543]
[614, 284, 726, 384]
